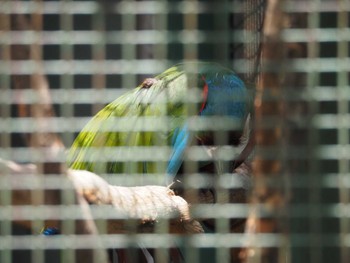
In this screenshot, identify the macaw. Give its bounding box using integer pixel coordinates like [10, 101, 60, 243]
[67, 62, 252, 185]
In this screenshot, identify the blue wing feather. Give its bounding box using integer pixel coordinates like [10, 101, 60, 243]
[166, 124, 190, 183]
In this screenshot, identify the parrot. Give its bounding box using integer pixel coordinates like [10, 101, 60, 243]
[67, 62, 253, 185]
[44, 62, 254, 263]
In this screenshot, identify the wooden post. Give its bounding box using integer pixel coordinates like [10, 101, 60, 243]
[241, 0, 288, 262]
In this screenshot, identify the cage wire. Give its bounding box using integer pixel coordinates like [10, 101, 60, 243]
[0, 0, 349, 263]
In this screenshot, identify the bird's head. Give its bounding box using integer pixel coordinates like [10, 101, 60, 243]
[195, 63, 252, 150]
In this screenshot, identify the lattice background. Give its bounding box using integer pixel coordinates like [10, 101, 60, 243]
[0, 1, 349, 263]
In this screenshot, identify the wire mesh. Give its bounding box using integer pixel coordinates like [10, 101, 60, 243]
[0, 0, 349, 263]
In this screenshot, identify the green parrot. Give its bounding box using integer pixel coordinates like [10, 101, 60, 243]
[67, 62, 252, 186]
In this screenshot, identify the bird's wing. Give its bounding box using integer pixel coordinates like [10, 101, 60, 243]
[67, 66, 190, 184]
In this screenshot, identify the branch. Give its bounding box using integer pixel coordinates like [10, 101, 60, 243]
[70, 169, 204, 234]
[0, 158, 203, 234]
[10, 13, 64, 152]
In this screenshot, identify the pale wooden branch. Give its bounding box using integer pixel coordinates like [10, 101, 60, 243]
[8, 11, 67, 221]
[68, 169, 204, 234]
[0, 158, 203, 234]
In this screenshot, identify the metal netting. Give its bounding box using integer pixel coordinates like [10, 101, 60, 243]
[0, 0, 349, 263]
